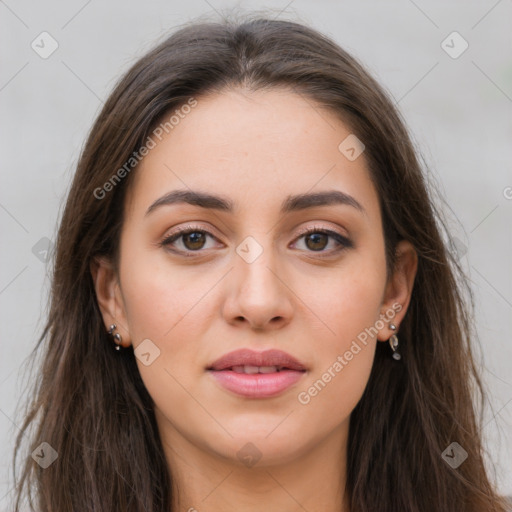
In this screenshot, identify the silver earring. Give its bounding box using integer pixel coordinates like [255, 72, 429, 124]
[388, 323, 401, 360]
[107, 324, 123, 351]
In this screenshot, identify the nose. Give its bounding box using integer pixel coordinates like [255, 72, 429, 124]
[222, 244, 294, 331]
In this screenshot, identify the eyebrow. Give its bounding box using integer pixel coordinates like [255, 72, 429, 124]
[145, 189, 366, 217]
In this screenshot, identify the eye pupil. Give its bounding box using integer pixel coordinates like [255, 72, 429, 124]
[184, 232, 206, 250]
[163, 228, 347, 255]
[306, 233, 328, 251]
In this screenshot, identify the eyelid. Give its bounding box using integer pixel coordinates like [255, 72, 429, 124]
[160, 222, 352, 254]
[160, 223, 221, 248]
[293, 223, 348, 239]
[164, 223, 216, 238]
[291, 224, 353, 252]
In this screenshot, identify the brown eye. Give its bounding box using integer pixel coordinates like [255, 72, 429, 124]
[293, 228, 353, 254]
[304, 232, 329, 251]
[181, 231, 207, 250]
[160, 227, 219, 254]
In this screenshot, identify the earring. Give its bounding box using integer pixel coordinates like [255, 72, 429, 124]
[388, 323, 401, 360]
[107, 324, 123, 351]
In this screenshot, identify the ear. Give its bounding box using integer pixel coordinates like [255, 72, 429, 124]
[90, 256, 131, 347]
[377, 240, 418, 342]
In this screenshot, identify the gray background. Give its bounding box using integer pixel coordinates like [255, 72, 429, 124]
[1, 0, 511, 507]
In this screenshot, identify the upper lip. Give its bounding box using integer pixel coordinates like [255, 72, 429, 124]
[208, 349, 307, 371]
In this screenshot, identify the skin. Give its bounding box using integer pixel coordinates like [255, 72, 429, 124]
[92, 87, 417, 512]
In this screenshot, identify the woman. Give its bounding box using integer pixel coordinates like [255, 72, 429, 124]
[11, 14, 509, 512]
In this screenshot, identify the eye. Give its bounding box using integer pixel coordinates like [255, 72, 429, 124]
[159, 225, 220, 254]
[159, 224, 353, 256]
[292, 226, 353, 254]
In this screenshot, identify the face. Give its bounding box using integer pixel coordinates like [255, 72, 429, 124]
[93, 87, 416, 469]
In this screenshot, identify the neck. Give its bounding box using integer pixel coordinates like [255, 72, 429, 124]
[161, 420, 350, 512]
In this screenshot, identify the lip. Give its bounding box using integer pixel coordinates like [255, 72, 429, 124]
[207, 348, 307, 399]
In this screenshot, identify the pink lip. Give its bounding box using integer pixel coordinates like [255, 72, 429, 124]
[207, 348, 307, 399]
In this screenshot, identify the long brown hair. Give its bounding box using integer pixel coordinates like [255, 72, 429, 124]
[11, 13, 509, 512]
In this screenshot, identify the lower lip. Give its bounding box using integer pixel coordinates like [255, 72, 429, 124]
[208, 369, 305, 398]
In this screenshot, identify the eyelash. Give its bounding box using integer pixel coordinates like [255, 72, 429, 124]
[159, 225, 354, 258]
[159, 224, 353, 257]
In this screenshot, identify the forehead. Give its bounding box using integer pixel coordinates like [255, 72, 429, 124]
[125, 87, 379, 220]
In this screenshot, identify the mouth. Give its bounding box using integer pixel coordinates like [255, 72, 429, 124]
[223, 365, 300, 374]
[207, 349, 307, 398]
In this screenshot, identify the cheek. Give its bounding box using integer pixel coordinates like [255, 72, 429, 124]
[294, 285, 380, 431]
[118, 241, 223, 392]
[321, 273, 383, 330]
[294, 252, 386, 414]
[118, 249, 218, 423]
[119, 236, 206, 338]
[306, 250, 387, 349]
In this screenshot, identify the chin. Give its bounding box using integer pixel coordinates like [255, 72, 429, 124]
[202, 420, 313, 467]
